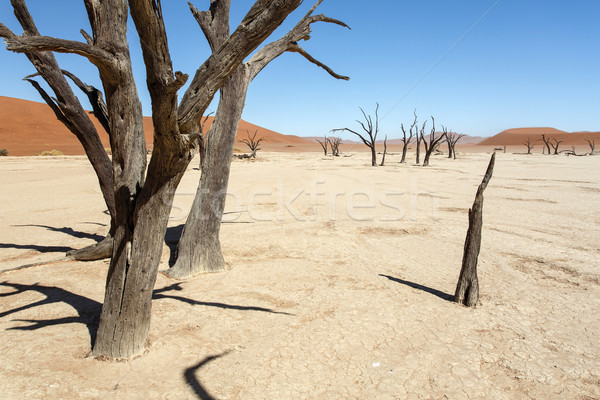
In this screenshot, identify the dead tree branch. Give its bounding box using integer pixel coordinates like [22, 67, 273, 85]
[240, 129, 265, 158]
[331, 103, 380, 166]
[317, 135, 328, 155]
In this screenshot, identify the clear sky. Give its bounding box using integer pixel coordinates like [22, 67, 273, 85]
[1, 1, 599, 139]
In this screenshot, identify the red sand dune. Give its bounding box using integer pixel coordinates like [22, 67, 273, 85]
[479, 127, 600, 146]
[0, 96, 314, 156]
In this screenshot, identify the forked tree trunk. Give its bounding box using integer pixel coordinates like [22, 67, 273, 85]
[454, 152, 495, 307]
[167, 68, 249, 278]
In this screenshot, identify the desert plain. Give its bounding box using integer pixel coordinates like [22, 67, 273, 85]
[0, 148, 599, 399]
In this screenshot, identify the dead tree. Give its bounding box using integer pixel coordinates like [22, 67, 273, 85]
[316, 135, 328, 155]
[2, 0, 304, 359]
[549, 138, 563, 155]
[240, 129, 265, 158]
[586, 139, 595, 155]
[379, 135, 387, 166]
[400, 110, 417, 164]
[1, 1, 115, 261]
[422, 117, 446, 166]
[415, 120, 426, 164]
[197, 112, 213, 167]
[540, 134, 552, 155]
[523, 137, 534, 154]
[328, 136, 341, 156]
[455, 152, 495, 307]
[332, 103, 380, 166]
[445, 129, 465, 159]
[167, 0, 349, 278]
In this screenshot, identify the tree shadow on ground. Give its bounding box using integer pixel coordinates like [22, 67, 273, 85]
[0, 281, 101, 347]
[154, 283, 294, 315]
[0, 281, 292, 348]
[185, 351, 232, 400]
[13, 224, 104, 242]
[0, 242, 75, 253]
[379, 274, 454, 302]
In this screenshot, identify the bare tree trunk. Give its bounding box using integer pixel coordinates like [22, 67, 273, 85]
[400, 144, 408, 163]
[455, 152, 495, 307]
[415, 136, 421, 164]
[167, 68, 249, 278]
[379, 135, 387, 166]
[169, 0, 348, 279]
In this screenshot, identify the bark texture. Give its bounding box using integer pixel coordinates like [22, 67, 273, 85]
[2, 0, 116, 261]
[169, 0, 348, 278]
[454, 152, 495, 307]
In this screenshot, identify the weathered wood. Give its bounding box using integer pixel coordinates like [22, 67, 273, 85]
[332, 103, 380, 167]
[445, 129, 465, 160]
[454, 152, 495, 307]
[169, 0, 348, 278]
[2, 0, 116, 261]
[317, 135, 328, 155]
[422, 117, 446, 166]
[379, 135, 387, 166]
[328, 136, 341, 156]
[523, 137, 534, 155]
[400, 110, 417, 164]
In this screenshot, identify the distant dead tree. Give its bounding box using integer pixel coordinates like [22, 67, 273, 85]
[550, 138, 563, 155]
[328, 136, 341, 156]
[523, 137, 534, 154]
[445, 129, 465, 159]
[586, 139, 595, 155]
[316, 135, 328, 155]
[455, 152, 496, 307]
[400, 110, 417, 163]
[240, 129, 265, 158]
[421, 117, 446, 166]
[379, 135, 387, 166]
[415, 120, 426, 164]
[540, 134, 552, 155]
[332, 103, 380, 166]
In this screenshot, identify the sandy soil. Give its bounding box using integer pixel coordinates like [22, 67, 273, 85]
[1, 151, 599, 399]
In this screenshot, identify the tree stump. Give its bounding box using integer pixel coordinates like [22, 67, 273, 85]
[454, 152, 495, 306]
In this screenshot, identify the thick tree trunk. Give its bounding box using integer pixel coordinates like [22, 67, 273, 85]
[94, 152, 188, 357]
[447, 141, 453, 158]
[455, 152, 495, 307]
[167, 68, 250, 278]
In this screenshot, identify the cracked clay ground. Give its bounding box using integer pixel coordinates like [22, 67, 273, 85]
[1, 151, 599, 399]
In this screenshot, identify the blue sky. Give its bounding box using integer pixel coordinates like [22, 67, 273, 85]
[1, 1, 599, 139]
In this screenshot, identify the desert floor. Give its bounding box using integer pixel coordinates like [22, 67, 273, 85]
[1, 151, 599, 399]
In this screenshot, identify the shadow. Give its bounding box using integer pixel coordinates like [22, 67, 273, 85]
[0, 243, 75, 253]
[185, 351, 231, 400]
[13, 224, 104, 242]
[165, 224, 184, 267]
[0, 281, 101, 346]
[153, 283, 294, 315]
[379, 274, 454, 302]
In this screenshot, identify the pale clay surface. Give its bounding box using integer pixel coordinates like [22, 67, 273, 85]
[0, 151, 599, 399]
